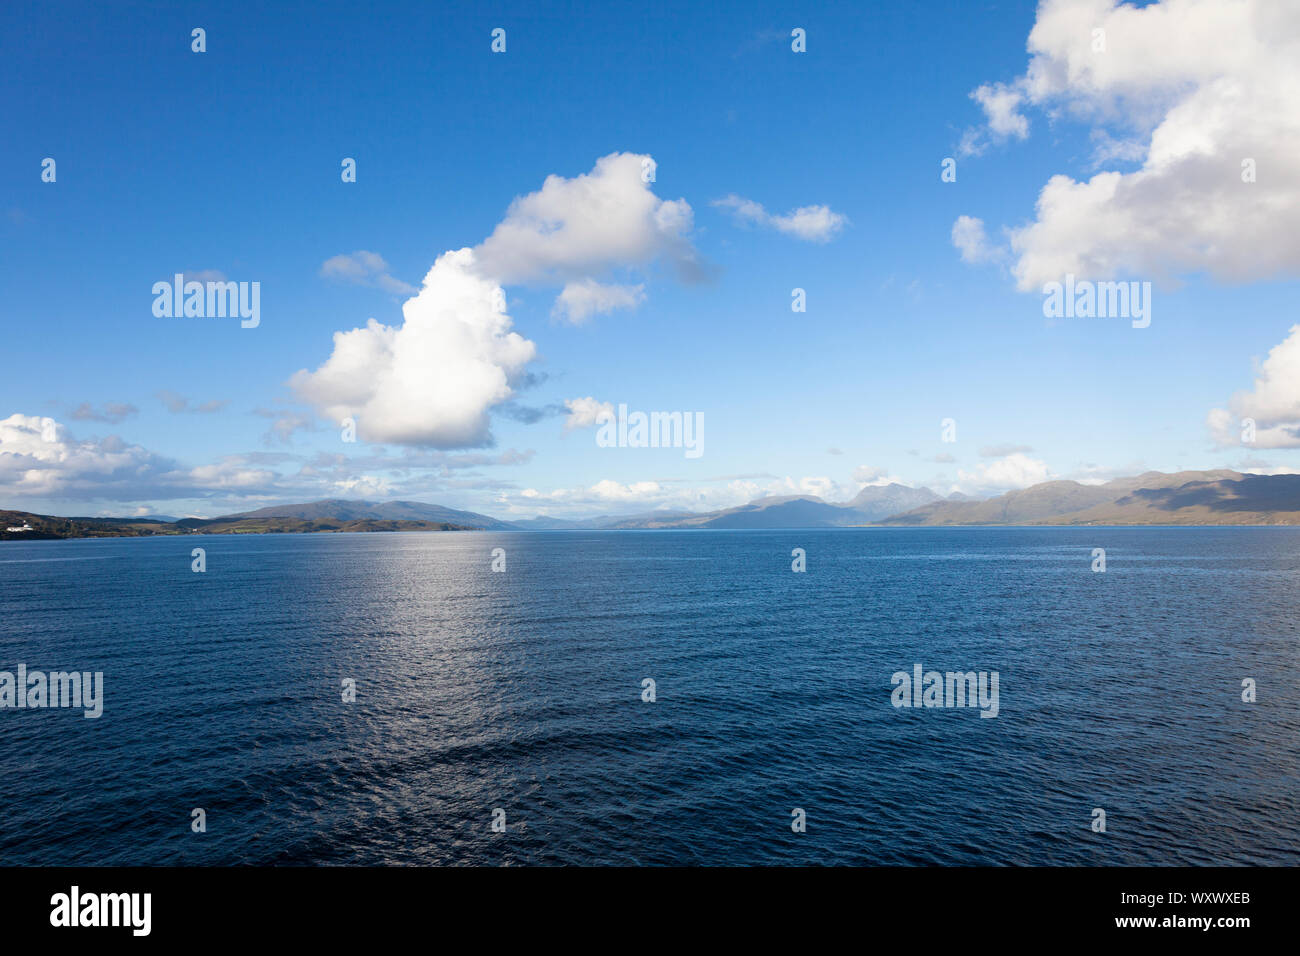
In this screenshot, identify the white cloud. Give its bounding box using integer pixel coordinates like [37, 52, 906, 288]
[294, 154, 698, 448]
[960, 0, 1300, 290]
[795, 476, 849, 500]
[184, 459, 279, 490]
[0, 413, 276, 500]
[587, 479, 664, 502]
[956, 453, 1053, 495]
[552, 279, 645, 324]
[970, 82, 1029, 144]
[320, 251, 417, 295]
[517, 479, 665, 506]
[0, 413, 539, 512]
[0, 414, 152, 498]
[1233, 459, 1300, 476]
[712, 194, 848, 242]
[473, 152, 701, 287]
[950, 215, 1003, 264]
[332, 475, 394, 498]
[292, 249, 535, 447]
[504, 473, 860, 517]
[1208, 324, 1300, 448]
[563, 396, 614, 430]
[852, 465, 904, 487]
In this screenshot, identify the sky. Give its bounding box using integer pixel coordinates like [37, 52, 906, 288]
[3, 0, 1299, 519]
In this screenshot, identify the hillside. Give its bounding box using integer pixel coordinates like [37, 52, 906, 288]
[879, 471, 1300, 525]
[223, 499, 517, 530]
[0, 511, 178, 540]
[0, 510, 479, 540]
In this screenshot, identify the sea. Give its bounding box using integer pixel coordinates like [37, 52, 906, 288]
[1, 527, 1296, 865]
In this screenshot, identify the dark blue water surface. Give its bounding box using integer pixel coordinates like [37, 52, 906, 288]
[1, 528, 1297, 865]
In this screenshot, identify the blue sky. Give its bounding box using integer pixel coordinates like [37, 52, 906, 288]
[4, 0, 1299, 518]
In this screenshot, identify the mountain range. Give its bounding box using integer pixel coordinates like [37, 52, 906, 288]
[6, 470, 1300, 539]
[878, 470, 1300, 525]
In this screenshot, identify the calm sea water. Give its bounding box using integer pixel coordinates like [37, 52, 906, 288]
[1, 528, 1297, 866]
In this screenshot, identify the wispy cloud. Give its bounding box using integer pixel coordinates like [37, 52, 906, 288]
[156, 390, 228, 414]
[320, 251, 417, 295]
[712, 194, 847, 242]
[69, 401, 137, 424]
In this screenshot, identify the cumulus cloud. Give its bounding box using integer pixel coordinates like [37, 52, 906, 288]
[552, 279, 645, 324]
[293, 154, 699, 448]
[956, 453, 1054, 494]
[712, 194, 848, 242]
[564, 396, 614, 430]
[958, 0, 1300, 290]
[320, 251, 417, 295]
[474, 152, 701, 286]
[1, 414, 158, 498]
[1208, 324, 1300, 448]
[292, 249, 535, 447]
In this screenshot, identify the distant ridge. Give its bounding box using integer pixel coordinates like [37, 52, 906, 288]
[216, 499, 520, 530]
[9, 471, 1300, 541]
[878, 470, 1300, 525]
